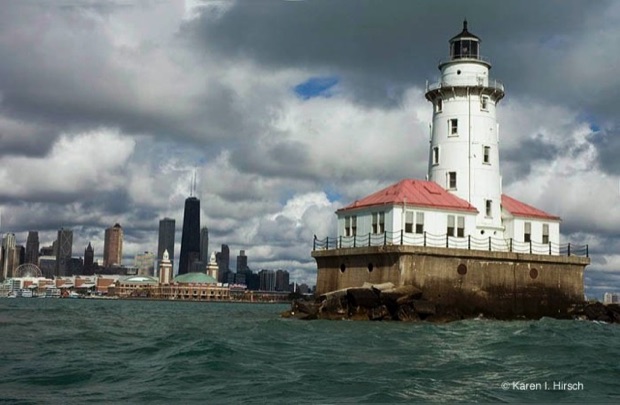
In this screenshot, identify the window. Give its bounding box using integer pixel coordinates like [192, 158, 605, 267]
[483, 146, 490, 164]
[372, 213, 378, 234]
[345, 216, 350, 236]
[448, 172, 457, 189]
[524, 222, 531, 243]
[415, 212, 424, 234]
[485, 200, 492, 217]
[447, 215, 455, 236]
[436, 99, 443, 113]
[448, 215, 464, 237]
[405, 211, 424, 234]
[405, 211, 414, 233]
[449, 119, 458, 135]
[481, 96, 489, 111]
[432, 147, 439, 165]
[542, 224, 549, 244]
[457, 216, 465, 237]
[351, 215, 357, 236]
[372, 212, 385, 234]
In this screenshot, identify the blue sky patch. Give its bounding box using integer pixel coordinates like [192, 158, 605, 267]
[294, 76, 339, 100]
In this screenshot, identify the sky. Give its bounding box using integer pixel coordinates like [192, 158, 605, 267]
[0, 0, 619, 296]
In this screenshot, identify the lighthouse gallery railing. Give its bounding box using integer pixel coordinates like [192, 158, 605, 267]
[313, 230, 589, 258]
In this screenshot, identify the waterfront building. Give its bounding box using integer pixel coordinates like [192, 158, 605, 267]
[25, 231, 39, 265]
[83, 243, 94, 275]
[55, 228, 73, 277]
[103, 223, 123, 267]
[275, 269, 290, 292]
[158, 249, 173, 285]
[157, 218, 175, 273]
[200, 227, 209, 263]
[178, 197, 200, 275]
[603, 293, 620, 304]
[135, 251, 155, 276]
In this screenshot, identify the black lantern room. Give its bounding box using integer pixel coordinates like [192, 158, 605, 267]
[449, 20, 480, 60]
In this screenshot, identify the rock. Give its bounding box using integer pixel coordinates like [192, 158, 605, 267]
[319, 288, 348, 301]
[397, 304, 420, 322]
[381, 285, 423, 305]
[584, 302, 610, 322]
[319, 290, 349, 316]
[347, 287, 380, 308]
[606, 304, 620, 323]
[368, 305, 391, 321]
[369, 282, 396, 294]
[292, 299, 319, 316]
[349, 306, 370, 321]
[412, 300, 436, 316]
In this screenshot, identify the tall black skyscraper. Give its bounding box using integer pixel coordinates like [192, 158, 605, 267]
[25, 231, 39, 265]
[84, 242, 94, 275]
[199, 227, 209, 263]
[157, 218, 176, 271]
[217, 244, 230, 281]
[178, 197, 200, 275]
[55, 228, 73, 277]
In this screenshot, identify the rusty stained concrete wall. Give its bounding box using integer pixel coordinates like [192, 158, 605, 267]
[312, 245, 590, 319]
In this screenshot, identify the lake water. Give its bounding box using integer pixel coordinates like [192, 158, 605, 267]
[1, 299, 619, 403]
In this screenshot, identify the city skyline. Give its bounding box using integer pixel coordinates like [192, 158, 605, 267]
[0, 2, 619, 294]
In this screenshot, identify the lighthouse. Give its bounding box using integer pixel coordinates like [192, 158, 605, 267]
[312, 21, 589, 316]
[327, 20, 566, 256]
[425, 20, 505, 236]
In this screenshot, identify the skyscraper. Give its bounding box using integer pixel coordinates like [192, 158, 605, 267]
[178, 197, 200, 275]
[55, 228, 73, 277]
[217, 244, 230, 281]
[25, 231, 39, 265]
[275, 269, 290, 292]
[200, 227, 209, 263]
[103, 223, 123, 267]
[157, 218, 175, 271]
[135, 251, 155, 276]
[236, 250, 248, 272]
[1, 233, 16, 281]
[259, 269, 276, 291]
[84, 242, 94, 275]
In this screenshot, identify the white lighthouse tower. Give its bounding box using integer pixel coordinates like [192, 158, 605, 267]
[425, 20, 505, 237]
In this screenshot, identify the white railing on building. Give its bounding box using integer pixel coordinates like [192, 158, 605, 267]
[313, 231, 588, 258]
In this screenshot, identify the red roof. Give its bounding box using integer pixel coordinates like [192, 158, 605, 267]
[501, 194, 560, 220]
[338, 179, 478, 213]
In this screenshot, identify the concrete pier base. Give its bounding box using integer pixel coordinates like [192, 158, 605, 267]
[313, 245, 589, 319]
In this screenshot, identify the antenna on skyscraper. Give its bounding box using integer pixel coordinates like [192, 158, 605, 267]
[192, 168, 197, 197]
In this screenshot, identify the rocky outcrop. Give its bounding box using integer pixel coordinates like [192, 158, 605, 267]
[570, 302, 620, 323]
[283, 283, 463, 322]
[283, 285, 620, 324]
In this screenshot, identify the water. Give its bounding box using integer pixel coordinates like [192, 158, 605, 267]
[1, 299, 619, 404]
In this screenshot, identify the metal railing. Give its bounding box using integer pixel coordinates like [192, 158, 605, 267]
[312, 230, 589, 258]
[426, 79, 504, 93]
